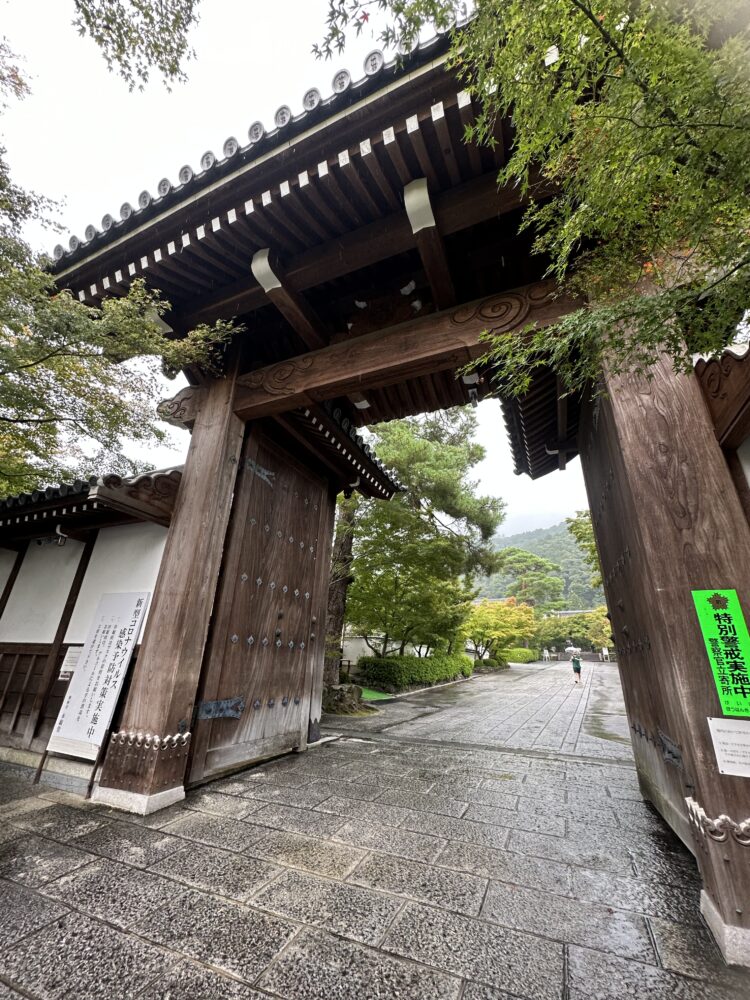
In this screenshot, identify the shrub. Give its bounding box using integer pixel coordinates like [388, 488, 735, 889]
[501, 647, 538, 664]
[476, 656, 509, 672]
[357, 653, 474, 692]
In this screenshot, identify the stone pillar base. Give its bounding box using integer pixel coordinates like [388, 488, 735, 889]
[91, 783, 184, 816]
[701, 890, 750, 968]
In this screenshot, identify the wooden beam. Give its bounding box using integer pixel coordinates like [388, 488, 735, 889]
[556, 374, 568, 471]
[250, 249, 327, 351]
[180, 171, 529, 328]
[405, 178, 456, 310]
[233, 279, 578, 422]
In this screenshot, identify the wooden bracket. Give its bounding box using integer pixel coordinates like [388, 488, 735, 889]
[251, 249, 327, 351]
[404, 178, 456, 310]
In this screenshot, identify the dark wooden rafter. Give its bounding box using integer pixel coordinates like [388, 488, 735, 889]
[404, 177, 456, 310]
[250, 249, 328, 351]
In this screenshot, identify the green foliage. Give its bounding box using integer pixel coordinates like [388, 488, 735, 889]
[534, 606, 612, 651]
[476, 655, 510, 671]
[357, 653, 473, 692]
[566, 511, 602, 589]
[465, 598, 536, 659]
[318, 1, 750, 394]
[0, 10, 236, 496]
[72, 0, 199, 91]
[501, 647, 538, 663]
[479, 522, 604, 608]
[345, 409, 504, 655]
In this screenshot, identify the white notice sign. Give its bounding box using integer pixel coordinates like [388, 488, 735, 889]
[47, 592, 150, 761]
[708, 717, 750, 778]
[59, 645, 82, 681]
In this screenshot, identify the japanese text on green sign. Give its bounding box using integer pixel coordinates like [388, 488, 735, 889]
[692, 589, 750, 718]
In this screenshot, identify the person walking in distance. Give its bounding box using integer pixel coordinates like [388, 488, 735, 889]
[571, 653, 582, 685]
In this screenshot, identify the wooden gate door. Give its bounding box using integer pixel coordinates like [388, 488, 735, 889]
[188, 424, 332, 784]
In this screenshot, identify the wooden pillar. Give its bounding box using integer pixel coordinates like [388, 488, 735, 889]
[578, 356, 750, 966]
[95, 378, 244, 813]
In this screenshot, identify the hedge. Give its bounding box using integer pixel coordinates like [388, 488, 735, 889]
[357, 653, 473, 692]
[501, 647, 538, 664]
[478, 656, 509, 671]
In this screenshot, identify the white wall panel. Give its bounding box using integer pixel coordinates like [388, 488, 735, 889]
[0, 541, 85, 643]
[64, 522, 167, 643]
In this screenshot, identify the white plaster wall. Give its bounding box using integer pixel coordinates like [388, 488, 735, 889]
[0, 540, 85, 643]
[64, 522, 167, 644]
[0, 549, 17, 597]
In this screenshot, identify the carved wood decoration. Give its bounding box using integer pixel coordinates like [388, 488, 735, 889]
[234, 280, 577, 421]
[156, 386, 206, 430]
[189, 426, 334, 782]
[579, 355, 750, 941]
[90, 470, 183, 527]
[695, 347, 750, 447]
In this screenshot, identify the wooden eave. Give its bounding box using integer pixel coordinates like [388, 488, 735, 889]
[0, 469, 183, 544]
[500, 367, 581, 479]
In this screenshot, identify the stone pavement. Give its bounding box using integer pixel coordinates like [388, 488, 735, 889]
[0, 661, 749, 999]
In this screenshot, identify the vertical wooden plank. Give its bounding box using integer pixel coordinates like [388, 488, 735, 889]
[97, 374, 244, 804]
[579, 357, 750, 959]
[23, 532, 97, 747]
[306, 484, 338, 742]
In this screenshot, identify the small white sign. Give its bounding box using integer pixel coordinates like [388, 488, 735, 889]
[708, 717, 750, 778]
[47, 592, 150, 761]
[59, 646, 82, 682]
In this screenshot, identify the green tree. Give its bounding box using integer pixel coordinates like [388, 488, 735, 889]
[566, 510, 603, 589]
[0, 2, 230, 495]
[319, 1, 750, 395]
[497, 547, 565, 609]
[465, 598, 536, 659]
[339, 407, 504, 661]
[535, 606, 611, 651]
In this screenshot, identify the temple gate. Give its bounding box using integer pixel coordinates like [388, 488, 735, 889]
[6, 36, 745, 963]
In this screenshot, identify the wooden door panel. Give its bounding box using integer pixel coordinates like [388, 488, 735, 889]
[189, 426, 329, 782]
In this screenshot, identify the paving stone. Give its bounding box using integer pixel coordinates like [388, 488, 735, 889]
[134, 888, 296, 983]
[0, 835, 94, 887]
[105, 802, 192, 829]
[481, 879, 655, 962]
[383, 902, 563, 1000]
[252, 868, 402, 944]
[314, 793, 413, 828]
[450, 786, 518, 810]
[161, 811, 270, 852]
[0, 911, 171, 1000]
[567, 944, 747, 1000]
[400, 810, 512, 850]
[350, 852, 487, 916]
[258, 926, 461, 1000]
[570, 867, 701, 924]
[252, 829, 365, 878]
[628, 841, 702, 890]
[10, 802, 110, 841]
[250, 802, 347, 837]
[333, 817, 446, 862]
[72, 820, 183, 868]
[0, 879, 68, 946]
[650, 917, 750, 989]
[435, 839, 575, 894]
[506, 828, 634, 874]
[139, 961, 267, 999]
[224, 780, 343, 809]
[462, 802, 567, 837]
[461, 984, 522, 1000]
[150, 843, 281, 900]
[0, 824, 22, 846]
[184, 790, 261, 818]
[333, 766, 437, 795]
[375, 787, 469, 817]
[0, 984, 25, 999]
[42, 858, 180, 928]
[308, 778, 387, 802]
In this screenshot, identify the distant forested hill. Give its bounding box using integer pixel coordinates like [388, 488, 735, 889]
[476, 522, 604, 609]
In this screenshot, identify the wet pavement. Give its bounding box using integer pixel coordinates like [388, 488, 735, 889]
[0, 660, 748, 999]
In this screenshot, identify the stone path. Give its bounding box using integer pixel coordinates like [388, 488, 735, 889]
[0, 661, 748, 999]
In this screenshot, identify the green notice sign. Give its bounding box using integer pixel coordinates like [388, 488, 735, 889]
[692, 589, 750, 718]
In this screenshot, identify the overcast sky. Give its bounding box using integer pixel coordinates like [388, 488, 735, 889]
[1, 0, 590, 534]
